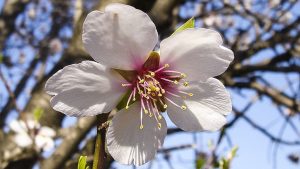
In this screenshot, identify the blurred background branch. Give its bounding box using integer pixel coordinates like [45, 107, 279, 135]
[0, 0, 299, 169]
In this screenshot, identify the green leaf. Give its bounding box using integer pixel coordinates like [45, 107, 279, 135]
[171, 17, 195, 36]
[219, 158, 230, 169]
[227, 146, 238, 161]
[230, 146, 238, 159]
[196, 158, 206, 169]
[33, 107, 44, 121]
[78, 156, 89, 169]
[219, 146, 239, 169]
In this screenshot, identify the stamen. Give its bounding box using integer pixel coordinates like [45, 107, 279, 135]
[149, 71, 155, 77]
[166, 91, 181, 97]
[183, 82, 189, 87]
[181, 105, 187, 110]
[165, 97, 181, 108]
[180, 73, 187, 78]
[125, 90, 134, 109]
[154, 64, 170, 73]
[145, 100, 151, 114]
[140, 106, 143, 130]
[147, 100, 155, 117]
[149, 112, 153, 117]
[133, 87, 136, 101]
[151, 100, 162, 128]
[178, 91, 194, 97]
[141, 98, 146, 112]
[158, 98, 167, 109]
[158, 123, 162, 129]
[166, 75, 183, 79]
[161, 78, 178, 84]
[139, 79, 145, 84]
[137, 76, 142, 81]
[138, 82, 148, 99]
[147, 76, 159, 84]
[136, 82, 142, 94]
[163, 70, 183, 74]
[121, 83, 132, 87]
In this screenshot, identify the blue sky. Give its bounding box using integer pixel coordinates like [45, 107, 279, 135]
[0, 0, 299, 169]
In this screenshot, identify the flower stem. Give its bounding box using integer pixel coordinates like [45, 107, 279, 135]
[92, 114, 108, 169]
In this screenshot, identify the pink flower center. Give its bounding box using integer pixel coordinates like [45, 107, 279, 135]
[119, 52, 193, 129]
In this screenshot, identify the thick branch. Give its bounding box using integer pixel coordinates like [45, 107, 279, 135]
[225, 78, 300, 112]
[40, 117, 97, 169]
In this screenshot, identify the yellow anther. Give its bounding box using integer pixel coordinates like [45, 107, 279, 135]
[163, 104, 168, 109]
[161, 89, 165, 93]
[183, 82, 189, 87]
[164, 64, 170, 68]
[149, 113, 153, 117]
[125, 106, 129, 109]
[158, 123, 162, 129]
[121, 84, 128, 87]
[144, 109, 149, 114]
[139, 79, 145, 83]
[149, 84, 156, 91]
[147, 88, 152, 92]
[180, 73, 187, 78]
[147, 91, 151, 94]
[155, 87, 160, 92]
[158, 115, 162, 120]
[139, 124, 144, 130]
[138, 90, 142, 94]
[158, 93, 162, 97]
[145, 75, 151, 78]
[188, 93, 193, 97]
[151, 93, 156, 96]
[174, 80, 179, 84]
[181, 105, 187, 110]
[149, 71, 155, 77]
[133, 98, 136, 101]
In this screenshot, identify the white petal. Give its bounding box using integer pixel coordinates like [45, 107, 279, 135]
[82, 4, 158, 69]
[14, 133, 33, 147]
[45, 61, 126, 116]
[106, 103, 167, 166]
[160, 28, 234, 81]
[9, 120, 27, 134]
[35, 135, 55, 151]
[38, 127, 56, 137]
[167, 78, 231, 131]
[26, 119, 39, 129]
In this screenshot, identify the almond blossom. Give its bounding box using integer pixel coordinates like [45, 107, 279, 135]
[9, 119, 56, 151]
[45, 3, 234, 166]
